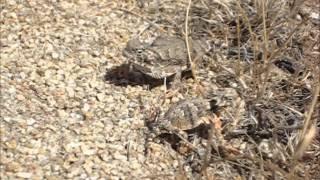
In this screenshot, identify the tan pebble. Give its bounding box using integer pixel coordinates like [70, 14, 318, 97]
[51, 52, 59, 59]
[81, 145, 96, 155]
[171, 96, 180, 103]
[8, 0, 16, 5]
[94, 121, 104, 128]
[46, 43, 54, 52]
[84, 112, 94, 120]
[45, 125, 57, 132]
[83, 160, 94, 174]
[105, 96, 114, 103]
[96, 93, 105, 102]
[92, 156, 103, 164]
[32, 175, 43, 180]
[113, 151, 127, 161]
[65, 87, 75, 97]
[80, 127, 91, 135]
[16, 172, 33, 178]
[130, 162, 141, 170]
[164, 98, 171, 105]
[5, 139, 17, 149]
[83, 149, 96, 156]
[99, 153, 110, 162]
[46, 176, 61, 180]
[104, 106, 112, 112]
[64, 142, 80, 153]
[26, 118, 36, 126]
[57, 110, 68, 118]
[6, 162, 22, 172]
[0, 127, 5, 135]
[239, 142, 247, 151]
[16, 94, 25, 101]
[186, 78, 194, 83]
[82, 103, 90, 112]
[62, 162, 71, 170]
[67, 166, 81, 178]
[29, 71, 38, 80]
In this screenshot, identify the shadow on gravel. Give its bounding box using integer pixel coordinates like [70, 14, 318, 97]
[104, 64, 164, 89]
[104, 63, 193, 89]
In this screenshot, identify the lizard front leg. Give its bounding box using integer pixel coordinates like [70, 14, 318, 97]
[166, 67, 182, 97]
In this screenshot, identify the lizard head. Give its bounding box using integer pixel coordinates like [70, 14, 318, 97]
[123, 38, 148, 61]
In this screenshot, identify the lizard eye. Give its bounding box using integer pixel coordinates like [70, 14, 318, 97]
[136, 49, 147, 60]
[137, 49, 144, 54]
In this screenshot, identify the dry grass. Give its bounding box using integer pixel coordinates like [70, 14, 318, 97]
[171, 0, 319, 178]
[75, 0, 320, 178]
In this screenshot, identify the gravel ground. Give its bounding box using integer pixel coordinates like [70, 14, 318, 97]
[1, 0, 319, 179]
[1, 1, 210, 179]
[0, 1, 175, 179]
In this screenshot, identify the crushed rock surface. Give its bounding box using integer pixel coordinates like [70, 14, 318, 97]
[0, 1, 184, 179]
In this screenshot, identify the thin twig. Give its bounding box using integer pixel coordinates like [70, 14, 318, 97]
[258, 21, 303, 98]
[301, 75, 320, 137]
[236, 2, 242, 76]
[185, 0, 195, 80]
[258, 1, 269, 99]
[200, 117, 214, 178]
[184, 0, 204, 96]
[288, 70, 320, 178]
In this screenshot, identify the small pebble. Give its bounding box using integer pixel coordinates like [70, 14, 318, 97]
[16, 172, 33, 178]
